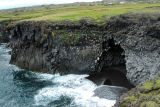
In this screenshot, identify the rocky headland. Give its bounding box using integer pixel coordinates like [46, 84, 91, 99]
[1, 13, 160, 106]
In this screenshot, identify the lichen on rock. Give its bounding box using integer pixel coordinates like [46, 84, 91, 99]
[115, 77, 160, 107]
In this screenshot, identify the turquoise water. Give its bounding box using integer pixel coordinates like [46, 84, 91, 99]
[0, 44, 115, 107]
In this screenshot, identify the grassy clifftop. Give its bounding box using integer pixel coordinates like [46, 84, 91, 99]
[1, 2, 160, 106]
[0, 3, 160, 24]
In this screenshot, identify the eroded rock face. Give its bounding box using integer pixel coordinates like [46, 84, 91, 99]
[1, 14, 160, 87]
[101, 14, 160, 85]
[118, 24, 160, 85]
[7, 22, 103, 74]
[0, 24, 10, 43]
[87, 67, 134, 89]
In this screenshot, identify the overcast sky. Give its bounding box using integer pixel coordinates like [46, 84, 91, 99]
[0, 0, 102, 10]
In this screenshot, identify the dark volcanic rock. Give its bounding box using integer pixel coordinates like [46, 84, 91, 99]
[7, 21, 102, 75]
[0, 24, 10, 43]
[94, 85, 128, 100]
[1, 14, 160, 87]
[87, 67, 134, 89]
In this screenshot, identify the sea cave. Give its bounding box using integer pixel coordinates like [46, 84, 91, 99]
[87, 39, 134, 89]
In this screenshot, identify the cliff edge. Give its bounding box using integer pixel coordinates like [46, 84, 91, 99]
[1, 13, 160, 106]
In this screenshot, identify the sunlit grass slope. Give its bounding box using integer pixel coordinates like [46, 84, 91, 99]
[0, 3, 160, 23]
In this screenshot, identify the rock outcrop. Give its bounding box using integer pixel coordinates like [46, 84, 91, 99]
[94, 85, 128, 100]
[1, 13, 160, 106]
[1, 13, 160, 87]
[0, 22, 10, 43]
[7, 21, 103, 75]
[114, 77, 160, 107]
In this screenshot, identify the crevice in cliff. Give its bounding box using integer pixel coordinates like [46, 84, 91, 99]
[87, 39, 134, 89]
[104, 79, 112, 85]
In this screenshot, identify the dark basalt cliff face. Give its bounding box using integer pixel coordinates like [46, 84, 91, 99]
[0, 23, 10, 43]
[7, 21, 103, 75]
[1, 14, 160, 89]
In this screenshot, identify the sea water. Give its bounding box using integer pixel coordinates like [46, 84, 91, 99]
[0, 44, 116, 107]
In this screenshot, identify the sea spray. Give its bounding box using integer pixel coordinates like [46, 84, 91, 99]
[34, 74, 116, 107]
[0, 44, 116, 107]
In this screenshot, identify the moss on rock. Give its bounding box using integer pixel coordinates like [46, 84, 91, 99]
[140, 101, 159, 107]
[115, 77, 160, 107]
[138, 81, 155, 93]
[123, 96, 137, 103]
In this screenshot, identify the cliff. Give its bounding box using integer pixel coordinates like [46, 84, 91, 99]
[7, 19, 103, 75]
[1, 13, 160, 106]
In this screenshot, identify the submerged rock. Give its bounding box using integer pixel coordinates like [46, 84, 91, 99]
[94, 85, 128, 100]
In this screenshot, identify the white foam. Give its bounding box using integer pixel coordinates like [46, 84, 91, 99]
[34, 74, 116, 107]
[0, 44, 116, 106]
[0, 44, 14, 68]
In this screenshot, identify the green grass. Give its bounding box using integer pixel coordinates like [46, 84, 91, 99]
[120, 77, 160, 107]
[0, 3, 160, 23]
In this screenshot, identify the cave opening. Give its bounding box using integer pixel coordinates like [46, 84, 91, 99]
[87, 39, 134, 89]
[104, 79, 112, 85]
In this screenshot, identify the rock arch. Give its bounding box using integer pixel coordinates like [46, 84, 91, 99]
[87, 39, 134, 89]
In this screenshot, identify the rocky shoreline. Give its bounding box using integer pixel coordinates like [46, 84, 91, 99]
[1, 13, 160, 106]
[114, 77, 160, 106]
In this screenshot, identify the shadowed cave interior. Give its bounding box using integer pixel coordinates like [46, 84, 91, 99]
[87, 39, 134, 89]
